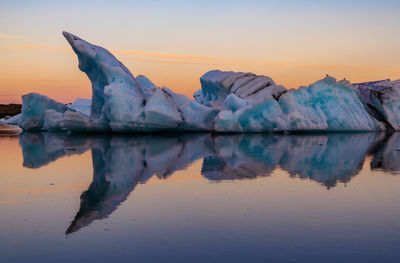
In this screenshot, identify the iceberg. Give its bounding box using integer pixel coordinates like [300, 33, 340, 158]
[16, 32, 400, 133]
[0, 113, 21, 125]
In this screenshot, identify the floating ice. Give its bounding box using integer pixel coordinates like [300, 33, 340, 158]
[16, 32, 400, 133]
[19, 93, 69, 131]
[0, 113, 21, 125]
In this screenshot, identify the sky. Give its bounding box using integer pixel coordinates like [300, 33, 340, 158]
[1, 0, 400, 103]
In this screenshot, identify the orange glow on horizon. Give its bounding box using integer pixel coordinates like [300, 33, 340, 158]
[0, 40, 399, 104]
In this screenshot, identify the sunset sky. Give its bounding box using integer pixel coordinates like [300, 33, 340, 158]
[1, 0, 400, 103]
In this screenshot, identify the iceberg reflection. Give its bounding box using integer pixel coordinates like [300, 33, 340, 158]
[371, 133, 400, 173]
[19, 132, 97, 168]
[65, 134, 214, 234]
[17, 132, 400, 234]
[203, 133, 382, 188]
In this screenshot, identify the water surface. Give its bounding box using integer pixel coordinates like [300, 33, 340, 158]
[1, 125, 400, 262]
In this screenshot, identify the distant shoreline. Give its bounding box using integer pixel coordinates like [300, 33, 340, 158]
[0, 104, 22, 118]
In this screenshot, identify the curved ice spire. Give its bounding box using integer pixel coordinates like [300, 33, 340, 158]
[63, 31, 152, 119]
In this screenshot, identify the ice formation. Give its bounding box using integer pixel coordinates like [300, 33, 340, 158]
[19, 93, 70, 131]
[0, 113, 21, 125]
[16, 31, 400, 133]
[68, 98, 91, 116]
[354, 79, 400, 130]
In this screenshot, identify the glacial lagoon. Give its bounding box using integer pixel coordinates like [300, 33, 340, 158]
[1, 125, 400, 262]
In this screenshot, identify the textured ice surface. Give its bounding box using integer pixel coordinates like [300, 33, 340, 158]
[197, 70, 286, 107]
[354, 79, 400, 130]
[163, 87, 219, 130]
[63, 110, 110, 132]
[214, 76, 385, 132]
[19, 93, 69, 131]
[0, 113, 21, 125]
[17, 32, 400, 133]
[43, 110, 65, 131]
[63, 32, 151, 119]
[136, 75, 158, 92]
[68, 98, 91, 116]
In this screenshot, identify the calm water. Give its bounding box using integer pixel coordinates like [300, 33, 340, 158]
[1, 125, 400, 263]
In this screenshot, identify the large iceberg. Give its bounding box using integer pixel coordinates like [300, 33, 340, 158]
[16, 32, 400, 133]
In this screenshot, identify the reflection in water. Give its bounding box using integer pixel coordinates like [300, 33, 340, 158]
[19, 132, 94, 168]
[370, 133, 400, 173]
[66, 135, 213, 234]
[203, 134, 383, 188]
[18, 131, 400, 234]
[0, 124, 20, 137]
